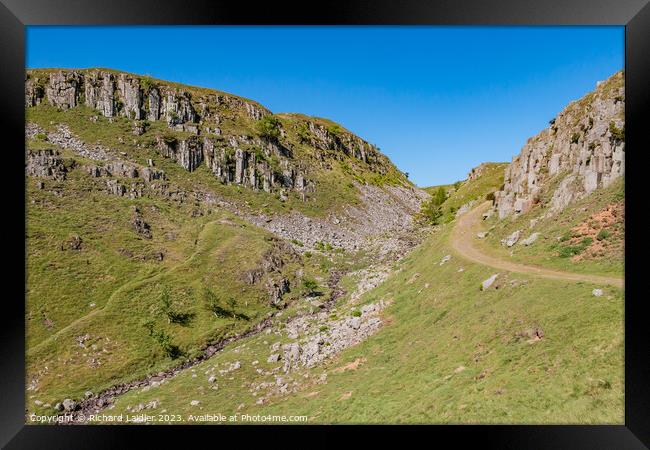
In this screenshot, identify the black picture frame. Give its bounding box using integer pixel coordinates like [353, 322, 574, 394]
[2, 0, 648, 447]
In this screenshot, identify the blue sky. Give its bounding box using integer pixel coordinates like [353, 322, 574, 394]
[26, 26, 623, 186]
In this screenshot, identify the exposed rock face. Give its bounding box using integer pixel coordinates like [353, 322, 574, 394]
[494, 71, 624, 218]
[26, 149, 67, 180]
[45, 71, 80, 109]
[130, 206, 152, 239]
[85, 71, 115, 117]
[280, 299, 389, 373]
[162, 90, 196, 125]
[26, 68, 417, 202]
[467, 163, 489, 181]
[116, 74, 143, 120]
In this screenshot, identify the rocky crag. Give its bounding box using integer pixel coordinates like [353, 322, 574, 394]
[493, 71, 624, 218]
[26, 69, 407, 198]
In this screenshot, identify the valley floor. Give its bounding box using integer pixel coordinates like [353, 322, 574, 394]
[78, 203, 623, 424]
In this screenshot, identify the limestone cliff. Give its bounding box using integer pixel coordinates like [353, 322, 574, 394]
[493, 71, 624, 218]
[26, 68, 407, 197]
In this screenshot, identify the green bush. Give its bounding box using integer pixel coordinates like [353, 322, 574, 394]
[596, 229, 612, 241]
[351, 309, 362, 317]
[302, 278, 319, 295]
[557, 237, 592, 258]
[314, 241, 333, 251]
[160, 288, 193, 324]
[570, 132, 581, 144]
[419, 186, 447, 225]
[327, 124, 343, 136]
[256, 115, 281, 140]
[140, 76, 156, 93]
[609, 122, 625, 143]
[152, 329, 181, 358]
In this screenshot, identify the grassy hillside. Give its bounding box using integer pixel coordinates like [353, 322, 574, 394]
[443, 163, 508, 212]
[479, 178, 624, 277]
[419, 163, 507, 225]
[26, 158, 340, 413]
[26, 68, 412, 219]
[103, 221, 623, 424]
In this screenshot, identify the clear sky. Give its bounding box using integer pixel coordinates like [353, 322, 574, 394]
[26, 26, 624, 187]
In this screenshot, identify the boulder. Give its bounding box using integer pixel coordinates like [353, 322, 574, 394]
[481, 274, 499, 291]
[520, 232, 541, 246]
[62, 398, 76, 412]
[501, 230, 521, 247]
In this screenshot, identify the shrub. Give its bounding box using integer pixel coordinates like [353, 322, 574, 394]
[302, 278, 319, 295]
[351, 309, 362, 317]
[140, 76, 156, 93]
[609, 122, 625, 143]
[558, 237, 592, 258]
[162, 134, 177, 145]
[570, 132, 581, 144]
[314, 241, 333, 251]
[35, 133, 48, 141]
[327, 124, 343, 136]
[160, 288, 193, 324]
[256, 115, 281, 140]
[152, 329, 181, 358]
[597, 229, 612, 241]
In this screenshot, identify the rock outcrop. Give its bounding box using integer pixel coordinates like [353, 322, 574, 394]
[26, 69, 409, 198]
[494, 71, 624, 218]
[26, 149, 68, 180]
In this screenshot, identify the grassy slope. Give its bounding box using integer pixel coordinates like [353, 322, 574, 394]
[443, 163, 508, 212]
[25, 160, 338, 412]
[104, 222, 623, 424]
[479, 178, 624, 277]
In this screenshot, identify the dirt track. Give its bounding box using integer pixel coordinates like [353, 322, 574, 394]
[450, 201, 624, 288]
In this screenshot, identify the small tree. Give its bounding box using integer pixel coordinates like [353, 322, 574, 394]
[152, 329, 180, 358]
[160, 288, 174, 323]
[433, 186, 447, 206]
[159, 288, 192, 324]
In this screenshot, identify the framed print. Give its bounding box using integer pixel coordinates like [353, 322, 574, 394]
[1, 0, 649, 447]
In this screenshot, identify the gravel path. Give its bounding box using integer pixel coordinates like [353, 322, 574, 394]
[450, 201, 624, 288]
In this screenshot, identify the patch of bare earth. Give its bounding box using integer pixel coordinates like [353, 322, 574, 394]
[569, 202, 624, 262]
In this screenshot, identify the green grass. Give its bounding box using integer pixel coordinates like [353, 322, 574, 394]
[100, 223, 623, 424]
[442, 163, 507, 213]
[25, 159, 337, 412]
[479, 177, 624, 277]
